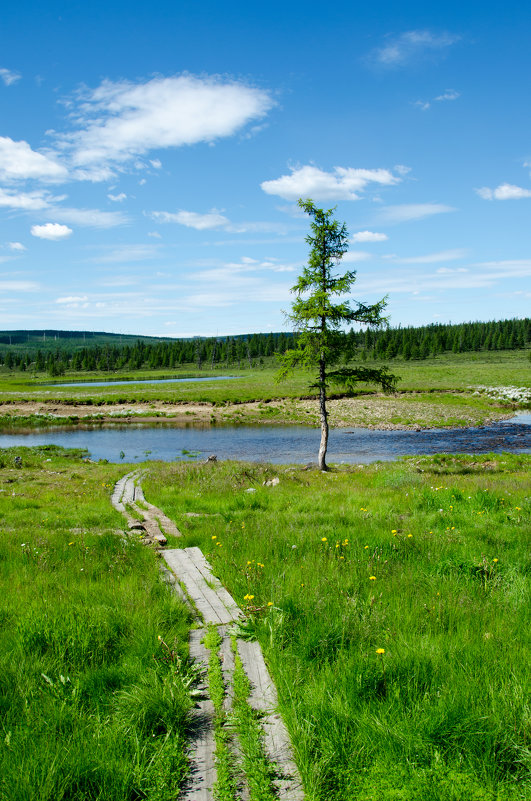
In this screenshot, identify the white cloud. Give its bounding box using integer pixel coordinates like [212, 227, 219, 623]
[31, 223, 73, 240]
[7, 242, 26, 251]
[92, 244, 161, 263]
[351, 230, 388, 243]
[58, 75, 274, 177]
[474, 259, 531, 278]
[0, 187, 53, 210]
[391, 248, 467, 263]
[56, 295, 88, 304]
[476, 183, 531, 200]
[0, 280, 39, 291]
[370, 30, 460, 68]
[435, 90, 460, 102]
[151, 209, 229, 230]
[148, 231, 161, 238]
[378, 203, 455, 223]
[414, 100, 431, 111]
[261, 165, 400, 201]
[394, 165, 412, 176]
[108, 192, 127, 202]
[49, 207, 128, 227]
[342, 251, 371, 263]
[0, 137, 67, 182]
[0, 68, 21, 86]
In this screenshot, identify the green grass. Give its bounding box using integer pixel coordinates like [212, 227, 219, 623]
[0, 447, 193, 801]
[2, 446, 529, 800]
[0, 350, 529, 431]
[144, 454, 530, 801]
[0, 350, 529, 404]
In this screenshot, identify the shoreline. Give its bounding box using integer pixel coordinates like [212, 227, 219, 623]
[0, 394, 519, 432]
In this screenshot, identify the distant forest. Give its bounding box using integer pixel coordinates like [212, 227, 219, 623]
[0, 318, 529, 376]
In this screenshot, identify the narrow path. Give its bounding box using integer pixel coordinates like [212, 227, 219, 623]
[112, 471, 305, 800]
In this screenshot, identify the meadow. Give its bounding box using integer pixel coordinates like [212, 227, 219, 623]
[0, 350, 529, 431]
[1, 443, 527, 799]
[0, 447, 193, 801]
[144, 454, 530, 801]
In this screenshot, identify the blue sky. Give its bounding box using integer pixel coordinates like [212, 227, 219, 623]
[0, 0, 530, 337]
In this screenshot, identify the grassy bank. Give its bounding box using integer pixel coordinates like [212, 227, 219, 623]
[0, 447, 192, 801]
[144, 454, 530, 801]
[0, 350, 529, 431]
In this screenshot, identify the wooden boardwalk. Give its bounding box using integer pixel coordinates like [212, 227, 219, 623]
[111, 472, 305, 801]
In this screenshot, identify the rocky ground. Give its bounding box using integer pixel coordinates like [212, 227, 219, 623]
[0, 391, 516, 430]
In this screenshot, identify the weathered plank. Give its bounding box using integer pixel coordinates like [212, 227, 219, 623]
[179, 629, 216, 801]
[186, 547, 242, 620]
[163, 550, 229, 625]
[236, 639, 305, 800]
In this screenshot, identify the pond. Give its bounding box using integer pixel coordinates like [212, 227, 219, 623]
[0, 413, 529, 464]
[46, 375, 238, 388]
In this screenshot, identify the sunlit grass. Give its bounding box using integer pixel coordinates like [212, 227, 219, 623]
[145, 454, 530, 801]
[0, 447, 193, 801]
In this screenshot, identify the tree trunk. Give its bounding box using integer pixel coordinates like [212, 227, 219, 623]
[318, 356, 328, 471]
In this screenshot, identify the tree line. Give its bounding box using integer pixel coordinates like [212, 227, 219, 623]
[0, 318, 529, 375]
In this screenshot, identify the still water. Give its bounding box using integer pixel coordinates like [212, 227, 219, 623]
[1, 414, 529, 464]
[48, 375, 237, 388]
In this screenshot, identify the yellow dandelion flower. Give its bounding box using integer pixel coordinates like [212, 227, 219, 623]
[321, 537, 327, 542]
[407, 534, 413, 538]
[369, 576, 376, 581]
[68, 542, 74, 545]
[212, 535, 217, 540]
[391, 529, 397, 534]
[492, 558, 498, 563]
[364, 545, 369, 549]
[267, 601, 273, 606]
[376, 648, 385, 655]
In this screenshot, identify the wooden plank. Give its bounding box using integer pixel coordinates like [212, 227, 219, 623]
[159, 565, 191, 607]
[236, 639, 305, 800]
[186, 548, 242, 619]
[167, 549, 239, 625]
[163, 550, 226, 625]
[179, 629, 216, 801]
[218, 630, 250, 801]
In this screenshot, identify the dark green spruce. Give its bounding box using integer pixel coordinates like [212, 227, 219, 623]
[277, 199, 397, 470]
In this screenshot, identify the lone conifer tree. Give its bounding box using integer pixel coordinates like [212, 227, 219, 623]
[277, 199, 397, 470]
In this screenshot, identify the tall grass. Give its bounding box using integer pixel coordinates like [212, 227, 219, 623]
[0, 447, 193, 801]
[144, 454, 530, 801]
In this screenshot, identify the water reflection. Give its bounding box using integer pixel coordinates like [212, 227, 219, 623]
[0, 414, 529, 464]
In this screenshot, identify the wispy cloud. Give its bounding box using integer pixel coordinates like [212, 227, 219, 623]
[0, 137, 67, 183]
[0, 67, 21, 86]
[7, 242, 26, 251]
[390, 248, 467, 263]
[49, 207, 129, 228]
[261, 165, 400, 202]
[351, 230, 388, 243]
[476, 183, 531, 200]
[57, 75, 274, 180]
[369, 30, 460, 68]
[31, 223, 73, 241]
[0, 187, 55, 210]
[377, 203, 455, 223]
[107, 192, 127, 202]
[91, 244, 161, 263]
[414, 89, 460, 111]
[0, 280, 39, 291]
[151, 209, 229, 230]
